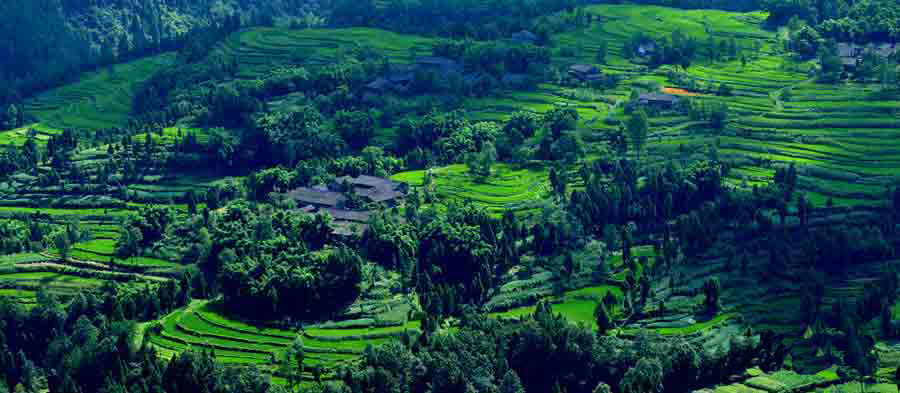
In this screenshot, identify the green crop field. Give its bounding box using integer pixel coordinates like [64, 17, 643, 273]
[147, 301, 410, 381]
[222, 27, 437, 78]
[24, 53, 176, 131]
[392, 163, 549, 215]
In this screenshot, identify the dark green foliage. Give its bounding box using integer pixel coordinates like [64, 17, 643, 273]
[595, 302, 613, 335]
[703, 278, 720, 316]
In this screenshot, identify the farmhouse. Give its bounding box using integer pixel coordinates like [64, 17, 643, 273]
[415, 56, 461, 74]
[638, 92, 680, 108]
[333, 175, 408, 206]
[568, 64, 603, 82]
[288, 175, 407, 236]
[286, 187, 345, 209]
[511, 30, 538, 44]
[637, 42, 658, 57]
[837, 42, 899, 71]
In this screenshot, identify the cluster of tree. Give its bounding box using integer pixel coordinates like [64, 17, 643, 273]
[329, 0, 585, 41]
[343, 305, 784, 393]
[623, 30, 743, 68]
[0, 0, 333, 126]
[597, 0, 764, 12]
[0, 284, 282, 393]
[432, 39, 552, 77]
[765, 0, 900, 42]
[198, 201, 361, 320]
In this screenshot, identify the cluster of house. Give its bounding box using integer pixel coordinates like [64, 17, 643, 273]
[364, 30, 548, 95]
[837, 42, 899, 71]
[568, 63, 604, 82]
[364, 56, 462, 94]
[286, 175, 407, 236]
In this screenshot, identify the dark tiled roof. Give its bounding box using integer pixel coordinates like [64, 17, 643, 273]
[366, 78, 393, 90]
[416, 56, 458, 67]
[331, 222, 369, 236]
[569, 64, 598, 75]
[874, 43, 899, 57]
[512, 30, 538, 42]
[286, 187, 345, 207]
[322, 208, 373, 223]
[837, 43, 861, 58]
[639, 92, 680, 103]
[335, 175, 402, 190]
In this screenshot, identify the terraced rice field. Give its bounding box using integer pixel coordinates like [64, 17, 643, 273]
[0, 270, 105, 299]
[24, 53, 176, 130]
[392, 163, 549, 215]
[147, 301, 419, 381]
[221, 27, 436, 78]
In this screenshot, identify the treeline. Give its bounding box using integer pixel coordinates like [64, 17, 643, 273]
[328, 0, 583, 40]
[596, 0, 764, 11]
[0, 0, 321, 129]
[765, 0, 900, 42]
[343, 306, 785, 393]
[114, 201, 364, 321]
[0, 284, 284, 393]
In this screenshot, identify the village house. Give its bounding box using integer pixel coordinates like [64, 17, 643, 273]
[568, 64, 603, 82]
[286, 175, 407, 236]
[837, 42, 899, 71]
[511, 30, 538, 44]
[638, 92, 680, 109]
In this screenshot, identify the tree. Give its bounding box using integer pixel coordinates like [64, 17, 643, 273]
[595, 302, 613, 335]
[53, 231, 71, 262]
[500, 370, 525, 393]
[703, 277, 721, 315]
[717, 83, 733, 96]
[116, 227, 143, 259]
[627, 109, 649, 160]
[596, 41, 608, 64]
[467, 142, 497, 179]
[621, 358, 664, 393]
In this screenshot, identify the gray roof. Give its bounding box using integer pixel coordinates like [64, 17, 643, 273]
[322, 208, 373, 223]
[837, 43, 861, 58]
[569, 64, 598, 75]
[873, 43, 899, 57]
[639, 92, 680, 103]
[334, 175, 402, 190]
[286, 187, 345, 207]
[511, 30, 538, 42]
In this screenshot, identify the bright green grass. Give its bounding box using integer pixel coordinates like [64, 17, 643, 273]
[649, 313, 735, 335]
[0, 271, 105, 286]
[224, 27, 436, 78]
[0, 123, 61, 146]
[392, 163, 548, 215]
[196, 302, 298, 339]
[24, 53, 176, 130]
[305, 320, 421, 338]
[0, 289, 37, 298]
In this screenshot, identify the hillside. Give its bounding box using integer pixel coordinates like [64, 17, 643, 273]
[0, 3, 899, 393]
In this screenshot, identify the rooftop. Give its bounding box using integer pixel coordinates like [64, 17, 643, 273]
[569, 64, 598, 75]
[286, 187, 345, 207]
[639, 92, 680, 103]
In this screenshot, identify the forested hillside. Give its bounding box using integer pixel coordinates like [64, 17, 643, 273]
[0, 0, 320, 114]
[1, 1, 900, 393]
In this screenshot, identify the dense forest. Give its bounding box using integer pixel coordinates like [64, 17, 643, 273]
[1, 0, 900, 393]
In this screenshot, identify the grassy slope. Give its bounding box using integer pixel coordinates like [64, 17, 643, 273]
[23, 53, 176, 131]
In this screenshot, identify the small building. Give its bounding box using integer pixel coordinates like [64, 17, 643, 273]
[333, 175, 407, 207]
[415, 56, 461, 74]
[637, 42, 658, 57]
[837, 43, 863, 70]
[873, 43, 899, 58]
[511, 30, 538, 44]
[568, 64, 602, 82]
[638, 92, 680, 109]
[286, 187, 345, 209]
